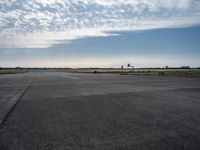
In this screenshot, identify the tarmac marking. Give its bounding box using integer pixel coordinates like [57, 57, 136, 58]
[63, 76, 80, 80]
[111, 99, 122, 106]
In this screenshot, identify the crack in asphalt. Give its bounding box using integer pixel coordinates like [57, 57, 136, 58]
[0, 79, 34, 126]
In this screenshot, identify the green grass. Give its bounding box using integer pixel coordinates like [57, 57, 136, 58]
[0, 69, 29, 75]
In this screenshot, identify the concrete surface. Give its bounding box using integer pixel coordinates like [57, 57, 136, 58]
[0, 71, 200, 150]
[0, 74, 33, 124]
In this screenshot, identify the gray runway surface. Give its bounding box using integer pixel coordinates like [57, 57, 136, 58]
[0, 71, 200, 150]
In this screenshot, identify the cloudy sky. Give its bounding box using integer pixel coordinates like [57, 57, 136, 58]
[0, 0, 200, 67]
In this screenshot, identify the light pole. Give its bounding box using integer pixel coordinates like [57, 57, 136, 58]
[127, 64, 134, 72]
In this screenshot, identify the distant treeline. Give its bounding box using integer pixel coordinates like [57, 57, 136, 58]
[0, 66, 200, 70]
[0, 67, 72, 70]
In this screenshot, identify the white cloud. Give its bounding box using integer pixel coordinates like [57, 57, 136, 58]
[0, 28, 115, 48]
[0, 0, 200, 48]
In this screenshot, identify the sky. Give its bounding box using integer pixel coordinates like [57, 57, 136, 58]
[0, 0, 200, 68]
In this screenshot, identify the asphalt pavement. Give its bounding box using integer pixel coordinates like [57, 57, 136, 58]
[0, 71, 200, 150]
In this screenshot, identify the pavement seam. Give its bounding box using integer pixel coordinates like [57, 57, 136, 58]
[0, 79, 34, 126]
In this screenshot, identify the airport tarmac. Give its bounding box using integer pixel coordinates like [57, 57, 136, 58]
[0, 71, 200, 150]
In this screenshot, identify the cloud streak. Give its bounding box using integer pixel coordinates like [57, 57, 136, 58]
[0, 0, 200, 48]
